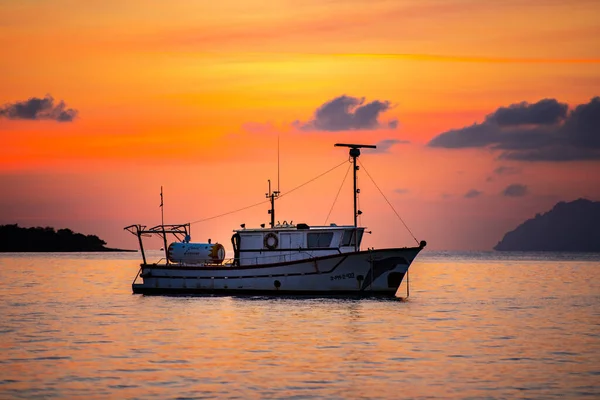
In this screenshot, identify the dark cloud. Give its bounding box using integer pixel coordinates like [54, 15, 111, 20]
[499, 146, 600, 162]
[488, 99, 568, 126]
[294, 95, 397, 131]
[464, 189, 483, 199]
[427, 121, 499, 149]
[428, 97, 600, 161]
[364, 138, 410, 154]
[502, 184, 528, 197]
[0, 95, 78, 122]
[562, 97, 600, 149]
[394, 188, 410, 195]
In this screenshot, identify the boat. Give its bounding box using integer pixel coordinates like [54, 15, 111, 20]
[125, 143, 426, 297]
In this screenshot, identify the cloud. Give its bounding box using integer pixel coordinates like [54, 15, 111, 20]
[364, 138, 410, 154]
[0, 95, 78, 122]
[428, 97, 600, 161]
[502, 184, 528, 197]
[394, 188, 410, 195]
[488, 99, 568, 126]
[487, 165, 522, 181]
[494, 166, 521, 175]
[464, 189, 483, 199]
[294, 95, 397, 131]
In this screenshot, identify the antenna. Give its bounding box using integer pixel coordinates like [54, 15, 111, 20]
[277, 133, 280, 192]
[334, 143, 376, 251]
[160, 186, 164, 226]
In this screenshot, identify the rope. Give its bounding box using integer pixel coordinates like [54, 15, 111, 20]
[190, 159, 348, 225]
[278, 159, 348, 199]
[324, 161, 352, 224]
[358, 159, 420, 245]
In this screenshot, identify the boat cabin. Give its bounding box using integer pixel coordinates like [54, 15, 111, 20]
[231, 222, 365, 266]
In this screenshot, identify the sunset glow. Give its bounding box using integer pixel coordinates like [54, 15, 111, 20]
[1, 0, 599, 250]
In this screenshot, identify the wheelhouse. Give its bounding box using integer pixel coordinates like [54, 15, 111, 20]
[231, 223, 365, 266]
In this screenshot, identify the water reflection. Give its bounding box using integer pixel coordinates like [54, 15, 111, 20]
[0, 252, 598, 398]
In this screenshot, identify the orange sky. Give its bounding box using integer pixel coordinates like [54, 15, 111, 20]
[1, 0, 599, 250]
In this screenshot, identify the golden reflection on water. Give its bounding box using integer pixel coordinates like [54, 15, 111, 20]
[0, 252, 599, 398]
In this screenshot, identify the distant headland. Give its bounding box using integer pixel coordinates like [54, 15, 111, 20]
[0, 224, 134, 252]
[494, 198, 600, 252]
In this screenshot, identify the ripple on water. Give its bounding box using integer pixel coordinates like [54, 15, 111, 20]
[149, 359, 190, 364]
[0, 253, 599, 399]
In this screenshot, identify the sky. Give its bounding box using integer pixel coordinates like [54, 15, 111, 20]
[1, 0, 599, 251]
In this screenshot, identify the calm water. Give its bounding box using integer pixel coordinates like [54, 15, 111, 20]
[0, 251, 599, 399]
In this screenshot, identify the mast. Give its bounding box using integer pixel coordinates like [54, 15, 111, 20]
[334, 143, 376, 250]
[266, 179, 280, 228]
[160, 186, 169, 262]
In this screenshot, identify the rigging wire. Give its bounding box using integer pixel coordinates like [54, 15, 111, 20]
[324, 161, 352, 224]
[190, 159, 348, 225]
[357, 173, 361, 227]
[358, 159, 420, 245]
[278, 159, 348, 200]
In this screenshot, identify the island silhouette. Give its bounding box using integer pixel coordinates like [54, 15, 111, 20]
[494, 198, 600, 252]
[0, 224, 133, 252]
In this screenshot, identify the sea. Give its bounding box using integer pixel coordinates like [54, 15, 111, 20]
[0, 251, 598, 399]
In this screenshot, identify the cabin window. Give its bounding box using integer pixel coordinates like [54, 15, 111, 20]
[341, 230, 353, 246]
[307, 232, 333, 248]
[341, 229, 364, 246]
[355, 229, 364, 246]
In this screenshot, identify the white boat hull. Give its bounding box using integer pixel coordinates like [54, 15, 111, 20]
[132, 247, 423, 297]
